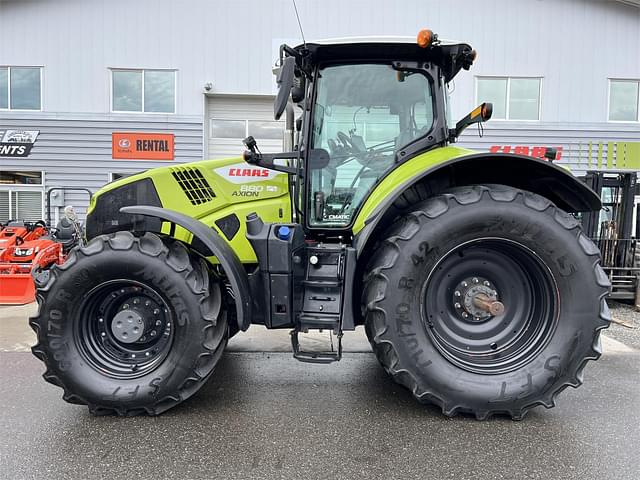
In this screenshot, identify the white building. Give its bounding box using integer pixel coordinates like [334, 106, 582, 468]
[1, 0, 639, 221]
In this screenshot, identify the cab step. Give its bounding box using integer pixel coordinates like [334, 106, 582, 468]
[291, 328, 343, 364]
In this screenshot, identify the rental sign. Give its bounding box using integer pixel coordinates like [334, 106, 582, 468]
[112, 132, 175, 160]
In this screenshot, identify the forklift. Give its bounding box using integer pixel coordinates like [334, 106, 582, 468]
[581, 171, 639, 303]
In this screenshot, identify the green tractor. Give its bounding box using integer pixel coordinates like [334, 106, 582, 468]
[30, 31, 610, 419]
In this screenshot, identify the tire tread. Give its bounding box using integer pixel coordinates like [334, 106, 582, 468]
[362, 185, 610, 420]
[29, 231, 227, 416]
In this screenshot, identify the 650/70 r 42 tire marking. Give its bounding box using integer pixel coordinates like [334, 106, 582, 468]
[29, 231, 228, 416]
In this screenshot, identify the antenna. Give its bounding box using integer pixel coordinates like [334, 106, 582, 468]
[292, 0, 306, 47]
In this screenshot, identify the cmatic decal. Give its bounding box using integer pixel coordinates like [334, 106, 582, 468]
[0, 130, 40, 157]
[213, 162, 284, 184]
[490, 145, 563, 160]
[112, 132, 175, 160]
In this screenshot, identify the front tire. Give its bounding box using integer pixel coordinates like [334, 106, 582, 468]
[30, 231, 227, 416]
[362, 185, 610, 419]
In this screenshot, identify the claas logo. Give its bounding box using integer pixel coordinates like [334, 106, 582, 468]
[228, 168, 270, 177]
[490, 145, 563, 160]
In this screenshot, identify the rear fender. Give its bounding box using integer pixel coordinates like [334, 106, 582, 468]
[353, 152, 601, 256]
[121, 206, 252, 331]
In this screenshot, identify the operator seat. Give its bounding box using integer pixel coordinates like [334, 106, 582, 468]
[40, 218, 79, 252]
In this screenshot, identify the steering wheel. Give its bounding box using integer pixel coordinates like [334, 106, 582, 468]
[336, 131, 353, 150]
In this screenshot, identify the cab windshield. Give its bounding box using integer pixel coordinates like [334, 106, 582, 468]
[309, 63, 434, 227]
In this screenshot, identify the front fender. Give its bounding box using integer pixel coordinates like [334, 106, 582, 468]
[121, 205, 252, 331]
[353, 150, 600, 255]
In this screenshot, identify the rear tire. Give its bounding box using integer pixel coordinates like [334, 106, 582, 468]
[362, 185, 610, 419]
[30, 231, 227, 416]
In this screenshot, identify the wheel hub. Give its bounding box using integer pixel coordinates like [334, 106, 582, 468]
[111, 309, 144, 343]
[77, 282, 174, 379]
[424, 238, 558, 374]
[453, 276, 503, 322]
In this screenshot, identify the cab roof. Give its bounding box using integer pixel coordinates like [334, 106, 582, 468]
[292, 36, 476, 82]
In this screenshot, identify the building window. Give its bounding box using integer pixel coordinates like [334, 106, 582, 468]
[609, 80, 639, 122]
[0, 66, 42, 110]
[476, 77, 541, 121]
[210, 119, 283, 140]
[0, 171, 44, 223]
[111, 69, 176, 113]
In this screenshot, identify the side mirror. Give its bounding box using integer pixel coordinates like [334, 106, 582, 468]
[291, 75, 306, 103]
[274, 56, 296, 120]
[452, 102, 492, 140]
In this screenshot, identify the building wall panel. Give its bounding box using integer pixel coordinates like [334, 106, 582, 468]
[0, 113, 202, 219]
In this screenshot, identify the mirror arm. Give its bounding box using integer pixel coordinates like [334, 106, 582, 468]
[449, 102, 492, 142]
[279, 44, 302, 63]
[243, 149, 300, 175]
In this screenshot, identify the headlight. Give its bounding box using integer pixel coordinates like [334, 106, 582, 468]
[86, 178, 162, 239]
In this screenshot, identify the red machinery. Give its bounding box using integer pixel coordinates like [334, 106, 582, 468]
[0, 220, 77, 305]
[0, 221, 48, 251]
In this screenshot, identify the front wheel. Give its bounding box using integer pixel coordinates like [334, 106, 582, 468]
[30, 231, 228, 416]
[362, 185, 610, 419]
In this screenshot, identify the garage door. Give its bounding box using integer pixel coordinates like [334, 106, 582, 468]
[206, 95, 284, 159]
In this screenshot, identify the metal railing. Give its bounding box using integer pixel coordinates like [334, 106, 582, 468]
[592, 238, 639, 301]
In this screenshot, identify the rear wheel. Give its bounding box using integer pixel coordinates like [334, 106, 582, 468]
[362, 185, 610, 419]
[30, 231, 227, 416]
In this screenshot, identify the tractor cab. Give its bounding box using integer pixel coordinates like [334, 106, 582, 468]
[243, 33, 487, 233]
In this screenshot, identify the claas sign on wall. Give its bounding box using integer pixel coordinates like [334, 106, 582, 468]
[490, 145, 563, 161]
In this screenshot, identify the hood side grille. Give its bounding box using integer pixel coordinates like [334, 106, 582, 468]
[171, 167, 216, 205]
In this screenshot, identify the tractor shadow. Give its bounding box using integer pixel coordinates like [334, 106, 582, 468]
[178, 351, 529, 423]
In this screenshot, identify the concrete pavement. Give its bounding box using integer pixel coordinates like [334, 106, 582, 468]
[1, 303, 639, 480]
[1, 350, 640, 480]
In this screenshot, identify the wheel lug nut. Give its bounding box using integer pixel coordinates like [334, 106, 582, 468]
[150, 330, 156, 337]
[123, 304, 129, 309]
[454, 302, 461, 309]
[98, 318, 103, 323]
[454, 291, 461, 297]
[145, 301, 151, 307]
[462, 282, 468, 287]
[101, 332, 106, 337]
[133, 299, 139, 305]
[462, 312, 469, 318]
[145, 352, 150, 357]
[492, 291, 497, 296]
[153, 309, 160, 315]
[483, 281, 490, 287]
[155, 320, 162, 326]
[472, 278, 478, 284]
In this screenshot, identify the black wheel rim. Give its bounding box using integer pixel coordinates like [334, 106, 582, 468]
[75, 280, 175, 379]
[422, 238, 559, 374]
